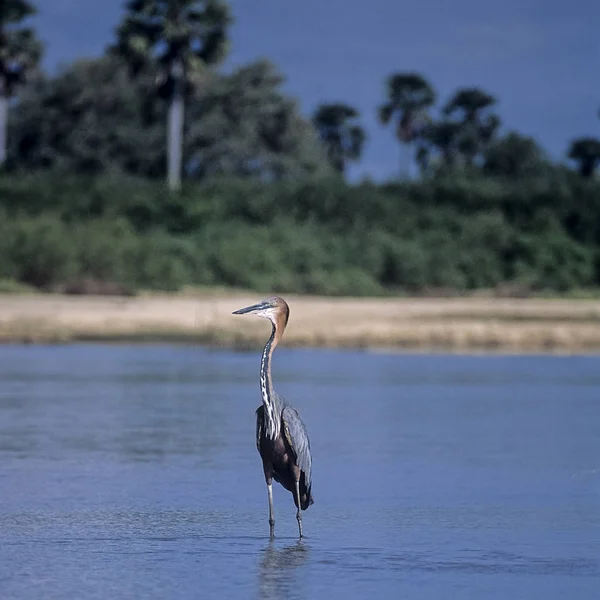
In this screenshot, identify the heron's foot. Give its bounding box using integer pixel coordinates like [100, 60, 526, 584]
[296, 510, 303, 539]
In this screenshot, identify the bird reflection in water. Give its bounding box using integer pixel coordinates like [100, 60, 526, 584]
[258, 541, 309, 599]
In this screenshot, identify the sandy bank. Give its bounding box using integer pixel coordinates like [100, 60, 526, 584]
[1, 293, 600, 353]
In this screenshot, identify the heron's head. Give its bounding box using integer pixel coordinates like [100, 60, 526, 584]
[232, 296, 290, 328]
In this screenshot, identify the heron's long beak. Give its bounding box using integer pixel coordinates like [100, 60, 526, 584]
[232, 301, 269, 315]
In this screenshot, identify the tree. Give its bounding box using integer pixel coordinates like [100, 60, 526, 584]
[0, 0, 42, 168]
[483, 132, 550, 179]
[185, 60, 331, 180]
[112, 0, 232, 190]
[416, 120, 462, 173]
[568, 137, 600, 178]
[312, 103, 365, 175]
[8, 57, 329, 180]
[378, 73, 435, 178]
[444, 88, 496, 124]
[443, 87, 500, 166]
[8, 57, 166, 175]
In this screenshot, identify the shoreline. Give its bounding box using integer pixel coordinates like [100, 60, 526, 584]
[1, 292, 600, 354]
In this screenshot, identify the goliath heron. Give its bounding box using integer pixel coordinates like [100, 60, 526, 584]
[233, 296, 313, 539]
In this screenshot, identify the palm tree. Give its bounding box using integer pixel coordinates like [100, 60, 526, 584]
[443, 87, 500, 166]
[0, 0, 42, 169]
[568, 137, 600, 178]
[378, 73, 435, 178]
[312, 103, 365, 175]
[417, 120, 462, 172]
[112, 0, 232, 190]
[443, 88, 496, 123]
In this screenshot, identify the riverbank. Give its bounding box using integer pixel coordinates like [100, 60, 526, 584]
[1, 292, 600, 353]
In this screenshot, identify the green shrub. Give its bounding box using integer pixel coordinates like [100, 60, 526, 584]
[513, 225, 595, 291]
[70, 218, 138, 282]
[0, 215, 78, 288]
[0, 171, 599, 295]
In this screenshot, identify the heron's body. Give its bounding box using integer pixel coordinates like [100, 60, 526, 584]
[256, 402, 313, 511]
[233, 296, 313, 538]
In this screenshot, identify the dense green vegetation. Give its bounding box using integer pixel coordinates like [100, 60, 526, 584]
[0, 1, 599, 296]
[1, 171, 599, 295]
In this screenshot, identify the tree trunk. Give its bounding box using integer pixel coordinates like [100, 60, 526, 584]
[0, 88, 7, 169]
[167, 60, 184, 191]
[400, 142, 412, 180]
[580, 159, 593, 179]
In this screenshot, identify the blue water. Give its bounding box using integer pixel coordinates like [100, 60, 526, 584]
[1, 345, 599, 599]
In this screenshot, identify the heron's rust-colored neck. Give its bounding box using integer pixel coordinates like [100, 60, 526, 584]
[271, 308, 288, 349]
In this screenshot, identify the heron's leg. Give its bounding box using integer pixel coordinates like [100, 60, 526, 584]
[263, 462, 275, 538]
[294, 480, 303, 539]
[267, 481, 275, 539]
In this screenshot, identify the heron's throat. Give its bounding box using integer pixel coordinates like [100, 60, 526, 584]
[260, 322, 280, 440]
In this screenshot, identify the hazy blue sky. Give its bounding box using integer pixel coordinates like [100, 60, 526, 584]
[34, 0, 598, 180]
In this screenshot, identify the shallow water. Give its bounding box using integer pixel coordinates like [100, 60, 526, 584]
[1, 344, 599, 599]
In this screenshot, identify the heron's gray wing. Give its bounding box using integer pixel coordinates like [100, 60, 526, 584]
[282, 406, 312, 486]
[255, 405, 264, 452]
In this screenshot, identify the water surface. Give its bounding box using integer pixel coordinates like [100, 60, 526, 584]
[1, 345, 599, 599]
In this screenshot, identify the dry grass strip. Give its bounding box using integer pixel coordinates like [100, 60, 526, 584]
[1, 293, 600, 353]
